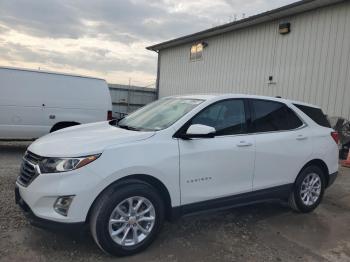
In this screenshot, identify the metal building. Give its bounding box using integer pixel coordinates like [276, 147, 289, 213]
[147, 0, 350, 120]
[108, 84, 156, 119]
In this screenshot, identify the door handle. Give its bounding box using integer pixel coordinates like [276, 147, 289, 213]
[237, 141, 253, 147]
[296, 134, 308, 140]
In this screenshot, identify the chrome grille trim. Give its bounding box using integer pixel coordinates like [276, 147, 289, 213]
[17, 151, 42, 187]
[23, 151, 42, 165]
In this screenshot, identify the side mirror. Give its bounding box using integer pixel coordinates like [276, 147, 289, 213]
[183, 124, 216, 139]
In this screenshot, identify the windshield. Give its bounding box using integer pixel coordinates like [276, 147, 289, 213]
[118, 97, 204, 131]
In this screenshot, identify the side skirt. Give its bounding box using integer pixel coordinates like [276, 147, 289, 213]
[170, 184, 293, 220]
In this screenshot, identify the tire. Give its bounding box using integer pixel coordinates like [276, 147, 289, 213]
[289, 165, 326, 213]
[90, 180, 165, 256]
[50, 122, 79, 133]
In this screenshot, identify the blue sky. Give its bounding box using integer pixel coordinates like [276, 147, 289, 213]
[0, 0, 297, 86]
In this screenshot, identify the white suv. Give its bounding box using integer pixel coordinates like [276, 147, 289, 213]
[15, 94, 339, 256]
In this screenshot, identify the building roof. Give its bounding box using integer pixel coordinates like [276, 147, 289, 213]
[108, 83, 156, 93]
[146, 0, 345, 51]
[0, 66, 105, 81]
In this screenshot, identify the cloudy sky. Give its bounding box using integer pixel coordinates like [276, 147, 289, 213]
[0, 0, 297, 87]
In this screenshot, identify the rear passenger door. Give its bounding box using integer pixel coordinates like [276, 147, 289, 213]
[249, 99, 313, 191]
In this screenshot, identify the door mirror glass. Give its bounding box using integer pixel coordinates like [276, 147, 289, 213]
[185, 124, 216, 138]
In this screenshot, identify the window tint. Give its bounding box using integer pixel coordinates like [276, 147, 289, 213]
[251, 100, 303, 132]
[191, 99, 246, 135]
[293, 104, 331, 128]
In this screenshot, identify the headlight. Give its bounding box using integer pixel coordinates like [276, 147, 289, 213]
[38, 154, 100, 173]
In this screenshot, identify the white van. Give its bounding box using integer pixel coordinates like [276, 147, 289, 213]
[0, 67, 112, 140]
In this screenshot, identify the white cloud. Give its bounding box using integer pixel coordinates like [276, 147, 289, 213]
[0, 0, 297, 86]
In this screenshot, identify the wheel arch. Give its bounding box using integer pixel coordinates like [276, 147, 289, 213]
[86, 174, 173, 223]
[298, 159, 330, 187]
[50, 121, 80, 132]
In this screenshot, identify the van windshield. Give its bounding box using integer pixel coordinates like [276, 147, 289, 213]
[117, 98, 204, 131]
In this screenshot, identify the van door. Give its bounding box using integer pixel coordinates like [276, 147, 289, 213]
[178, 99, 255, 205]
[0, 69, 50, 139]
[0, 102, 47, 139]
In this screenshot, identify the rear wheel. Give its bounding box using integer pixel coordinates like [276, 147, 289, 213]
[90, 181, 164, 256]
[289, 166, 325, 213]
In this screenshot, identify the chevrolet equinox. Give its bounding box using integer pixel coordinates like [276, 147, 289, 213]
[15, 94, 339, 256]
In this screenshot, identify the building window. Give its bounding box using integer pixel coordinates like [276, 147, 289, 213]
[190, 43, 203, 61]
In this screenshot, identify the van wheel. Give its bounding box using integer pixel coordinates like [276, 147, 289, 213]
[90, 181, 164, 256]
[289, 166, 325, 213]
[50, 122, 79, 132]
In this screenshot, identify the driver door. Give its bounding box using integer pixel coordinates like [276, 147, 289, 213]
[178, 99, 255, 205]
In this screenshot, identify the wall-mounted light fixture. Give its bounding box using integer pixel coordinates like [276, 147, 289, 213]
[200, 41, 208, 48]
[268, 75, 277, 85]
[279, 22, 291, 35]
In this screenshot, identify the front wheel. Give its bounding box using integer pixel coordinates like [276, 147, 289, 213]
[289, 166, 326, 213]
[90, 181, 164, 256]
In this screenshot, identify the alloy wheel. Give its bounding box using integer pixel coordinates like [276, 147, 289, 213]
[300, 173, 321, 206]
[108, 196, 156, 247]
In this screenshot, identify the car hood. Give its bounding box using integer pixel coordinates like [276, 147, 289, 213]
[28, 121, 155, 157]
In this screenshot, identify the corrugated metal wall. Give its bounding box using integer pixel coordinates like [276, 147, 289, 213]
[108, 84, 156, 119]
[158, 1, 350, 119]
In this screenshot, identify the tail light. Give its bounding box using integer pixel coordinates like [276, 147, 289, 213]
[107, 110, 113, 120]
[331, 131, 339, 144]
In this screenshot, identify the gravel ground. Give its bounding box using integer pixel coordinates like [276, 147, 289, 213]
[0, 141, 350, 262]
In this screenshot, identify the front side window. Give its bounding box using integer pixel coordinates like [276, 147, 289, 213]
[190, 99, 246, 136]
[118, 98, 203, 131]
[251, 100, 303, 133]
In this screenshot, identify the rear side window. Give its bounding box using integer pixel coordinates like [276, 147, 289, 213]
[293, 104, 331, 128]
[251, 100, 303, 133]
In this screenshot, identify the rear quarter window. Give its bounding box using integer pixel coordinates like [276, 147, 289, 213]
[293, 104, 331, 128]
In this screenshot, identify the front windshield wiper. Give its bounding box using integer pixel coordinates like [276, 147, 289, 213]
[118, 124, 141, 131]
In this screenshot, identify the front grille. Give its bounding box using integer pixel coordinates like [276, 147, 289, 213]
[24, 151, 42, 165]
[17, 151, 42, 187]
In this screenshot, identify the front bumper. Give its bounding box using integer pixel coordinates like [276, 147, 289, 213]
[15, 185, 85, 232]
[15, 165, 103, 223]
